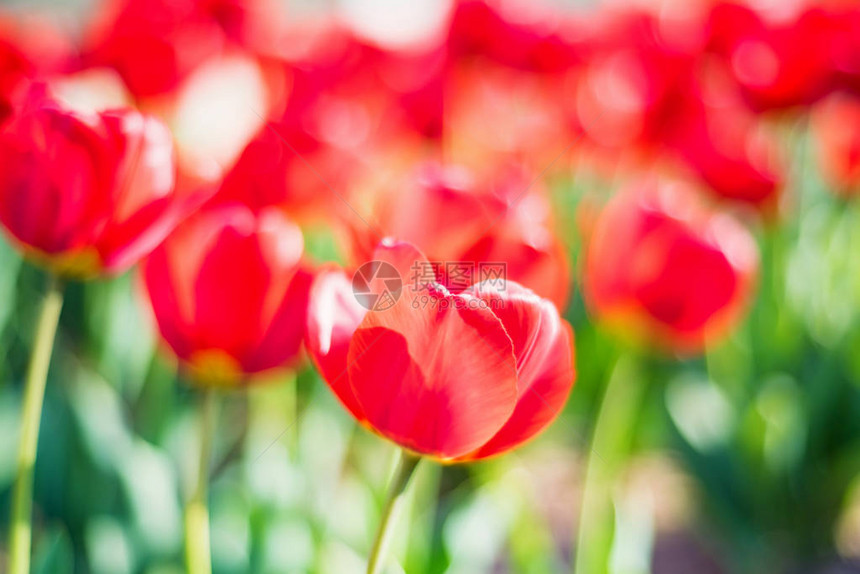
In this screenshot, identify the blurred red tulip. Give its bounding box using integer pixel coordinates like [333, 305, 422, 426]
[812, 92, 860, 195]
[0, 15, 71, 124]
[828, 4, 860, 94]
[83, 0, 285, 100]
[277, 21, 445, 147]
[375, 43, 447, 141]
[448, 0, 588, 74]
[445, 58, 572, 172]
[84, 0, 224, 99]
[707, 2, 836, 112]
[201, 0, 287, 52]
[0, 38, 33, 124]
[210, 22, 440, 219]
[305, 240, 575, 460]
[666, 73, 785, 210]
[585, 180, 758, 355]
[142, 203, 313, 384]
[574, 4, 705, 153]
[348, 162, 571, 309]
[0, 87, 195, 278]
[210, 118, 366, 223]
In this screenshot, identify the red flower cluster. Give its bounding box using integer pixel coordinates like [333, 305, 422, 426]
[569, 1, 860, 208]
[2, 0, 856, 456]
[10, 2, 860, 571]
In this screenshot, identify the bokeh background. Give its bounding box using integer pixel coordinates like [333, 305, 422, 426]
[2, 0, 860, 573]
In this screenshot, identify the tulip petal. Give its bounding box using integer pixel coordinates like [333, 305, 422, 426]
[244, 265, 313, 372]
[141, 240, 195, 360]
[192, 209, 270, 360]
[305, 268, 367, 420]
[457, 231, 571, 311]
[304, 240, 428, 422]
[371, 238, 432, 291]
[99, 186, 212, 273]
[462, 281, 575, 460]
[347, 280, 519, 460]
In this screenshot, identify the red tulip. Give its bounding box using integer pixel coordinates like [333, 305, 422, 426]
[706, 2, 836, 112]
[375, 43, 447, 141]
[812, 92, 860, 195]
[448, 0, 588, 74]
[573, 5, 704, 153]
[275, 22, 443, 147]
[212, 117, 363, 221]
[347, 162, 571, 309]
[83, 0, 285, 100]
[0, 87, 192, 278]
[0, 15, 71, 125]
[305, 240, 575, 460]
[445, 58, 573, 172]
[666, 74, 785, 211]
[142, 203, 313, 384]
[0, 37, 33, 125]
[584, 180, 758, 355]
[210, 23, 417, 219]
[201, 0, 287, 52]
[829, 4, 860, 95]
[83, 0, 222, 99]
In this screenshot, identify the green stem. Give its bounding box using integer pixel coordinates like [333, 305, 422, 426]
[8, 274, 64, 574]
[367, 450, 421, 574]
[185, 389, 218, 574]
[574, 356, 649, 574]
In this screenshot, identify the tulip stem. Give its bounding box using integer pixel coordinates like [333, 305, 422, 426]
[367, 450, 421, 574]
[8, 274, 64, 574]
[574, 356, 648, 574]
[185, 388, 218, 574]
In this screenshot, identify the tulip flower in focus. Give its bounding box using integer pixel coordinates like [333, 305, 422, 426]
[348, 162, 571, 309]
[142, 203, 313, 385]
[585, 180, 758, 355]
[811, 92, 860, 196]
[0, 86, 190, 278]
[306, 240, 575, 460]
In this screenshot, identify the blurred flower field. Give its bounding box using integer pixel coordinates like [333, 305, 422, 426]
[1, 0, 860, 573]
